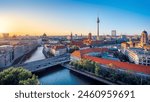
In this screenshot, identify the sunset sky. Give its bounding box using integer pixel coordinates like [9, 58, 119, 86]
[0, 0, 150, 36]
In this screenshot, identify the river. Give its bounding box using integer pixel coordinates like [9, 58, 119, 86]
[24, 47, 46, 63]
[24, 46, 101, 85]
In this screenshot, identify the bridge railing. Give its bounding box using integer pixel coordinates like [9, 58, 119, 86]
[24, 58, 70, 72]
[15, 54, 70, 72]
[16, 53, 70, 67]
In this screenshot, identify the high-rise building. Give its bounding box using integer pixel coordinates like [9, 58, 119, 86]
[111, 30, 116, 36]
[70, 32, 73, 41]
[97, 17, 100, 40]
[81, 33, 82, 37]
[88, 32, 92, 40]
[140, 30, 149, 45]
[75, 34, 78, 39]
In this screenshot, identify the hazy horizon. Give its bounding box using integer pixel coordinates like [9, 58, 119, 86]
[0, 0, 150, 36]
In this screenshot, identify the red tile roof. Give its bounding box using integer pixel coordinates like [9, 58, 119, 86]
[71, 48, 150, 74]
[71, 41, 82, 45]
[71, 41, 87, 48]
[52, 45, 66, 50]
[83, 55, 150, 74]
[91, 40, 103, 44]
[71, 50, 82, 58]
[71, 48, 109, 58]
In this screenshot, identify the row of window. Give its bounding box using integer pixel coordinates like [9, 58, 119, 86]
[139, 63, 150, 66]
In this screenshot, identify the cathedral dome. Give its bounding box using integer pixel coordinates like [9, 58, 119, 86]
[142, 30, 148, 34]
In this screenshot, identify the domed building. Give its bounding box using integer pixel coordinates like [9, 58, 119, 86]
[140, 30, 149, 46]
[43, 33, 47, 37]
[121, 31, 149, 50]
[121, 31, 150, 66]
[42, 33, 48, 42]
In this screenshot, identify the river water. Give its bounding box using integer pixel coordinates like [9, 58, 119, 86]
[24, 47, 46, 63]
[24, 46, 98, 85]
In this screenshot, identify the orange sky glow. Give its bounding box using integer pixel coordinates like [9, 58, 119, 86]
[0, 0, 150, 37]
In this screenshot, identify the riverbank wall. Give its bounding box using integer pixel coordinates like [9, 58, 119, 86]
[62, 64, 118, 85]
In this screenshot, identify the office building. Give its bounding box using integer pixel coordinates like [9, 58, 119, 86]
[111, 30, 116, 36]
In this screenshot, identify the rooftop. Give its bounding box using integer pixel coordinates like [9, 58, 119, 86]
[51, 45, 66, 50]
[83, 55, 150, 74]
[71, 48, 109, 58]
[71, 48, 150, 75]
[71, 41, 88, 48]
[129, 48, 150, 56]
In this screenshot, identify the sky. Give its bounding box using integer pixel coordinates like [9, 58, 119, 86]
[0, 0, 150, 36]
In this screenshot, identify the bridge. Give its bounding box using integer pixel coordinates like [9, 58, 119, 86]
[15, 54, 70, 72]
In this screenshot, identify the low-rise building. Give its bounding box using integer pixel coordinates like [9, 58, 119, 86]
[50, 45, 67, 56]
[71, 48, 150, 75]
[49, 40, 60, 44]
[43, 44, 51, 53]
[71, 40, 90, 50]
[71, 48, 109, 61]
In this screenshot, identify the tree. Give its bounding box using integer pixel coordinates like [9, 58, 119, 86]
[87, 60, 95, 73]
[95, 64, 101, 76]
[109, 69, 118, 82]
[0, 67, 39, 85]
[69, 45, 79, 53]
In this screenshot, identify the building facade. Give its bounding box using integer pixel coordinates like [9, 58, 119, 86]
[121, 31, 150, 51]
[124, 48, 150, 66]
[71, 48, 150, 74]
[0, 39, 39, 68]
[111, 30, 116, 36]
[50, 45, 67, 56]
[140, 30, 149, 46]
[0, 45, 14, 67]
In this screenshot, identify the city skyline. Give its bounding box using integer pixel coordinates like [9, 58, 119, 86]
[0, 0, 150, 36]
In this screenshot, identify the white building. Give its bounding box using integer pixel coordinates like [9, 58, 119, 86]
[49, 40, 59, 44]
[0, 39, 38, 68]
[124, 48, 150, 66]
[50, 45, 67, 56]
[43, 44, 51, 52]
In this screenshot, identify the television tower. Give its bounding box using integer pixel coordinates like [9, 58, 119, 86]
[97, 17, 100, 40]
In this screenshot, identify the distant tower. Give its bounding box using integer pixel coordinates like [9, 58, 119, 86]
[75, 34, 78, 39]
[111, 30, 116, 36]
[140, 30, 149, 46]
[80, 33, 83, 39]
[70, 32, 73, 41]
[88, 32, 92, 40]
[97, 17, 100, 40]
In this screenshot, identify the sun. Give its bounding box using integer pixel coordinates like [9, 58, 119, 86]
[0, 25, 7, 33]
[0, 16, 12, 33]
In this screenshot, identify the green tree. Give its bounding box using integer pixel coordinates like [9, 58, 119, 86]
[0, 67, 39, 85]
[95, 64, 101, 76]
[109, 69, 118, 82]
[86, 60, 95, 73]
[69, 45, 79, 53]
